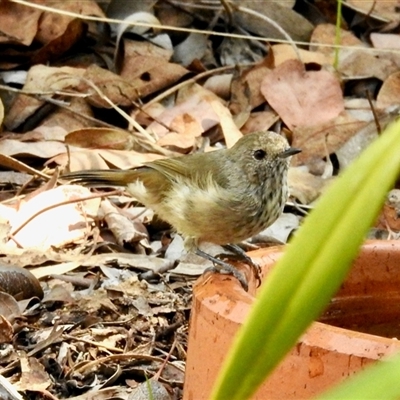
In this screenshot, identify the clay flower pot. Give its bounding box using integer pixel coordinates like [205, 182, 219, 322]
[184, 241, 400, 399]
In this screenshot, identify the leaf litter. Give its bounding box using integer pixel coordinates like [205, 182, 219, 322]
[0, 0, 400, 398]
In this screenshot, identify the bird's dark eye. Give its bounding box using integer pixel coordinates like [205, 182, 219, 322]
[253, 149, 266, 160]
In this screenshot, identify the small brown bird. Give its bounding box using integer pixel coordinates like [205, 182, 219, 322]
[63, 131, 300, 289]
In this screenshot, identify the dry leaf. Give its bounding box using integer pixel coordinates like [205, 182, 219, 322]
[345, 0, 399, 22]
[292, 111, 368, 166]
[261, 59, 344, 130]
[377, 71, 400, 109]
[65, 128, 136, 150]
[370, 33, 400, 50]
[232, 0, 313, 42]
[310, 23, 362, 59]
[271, 44, 328, 66]
[0, 313, 14, 343]
[5, 185, 100, 250]
[15, 356, 51, 392]
[0, 1, 42, 46]
[36, 0, 104, 44]
[288, 167, 331, 204]
[0, 139, 68, 158]
[157, 113, 203, 150]
[100, 199, 149, 246]
[241, 111, 279, 134]
[5, 65, 85, 130]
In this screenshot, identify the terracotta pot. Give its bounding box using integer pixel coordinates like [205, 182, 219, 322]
[184, 241, 400, 400]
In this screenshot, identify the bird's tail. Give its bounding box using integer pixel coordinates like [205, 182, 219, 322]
[62, 169, 139, 187]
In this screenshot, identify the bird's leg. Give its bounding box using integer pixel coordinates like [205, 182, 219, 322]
[195, 248, 248, 291]
[221, 244, 261, 285]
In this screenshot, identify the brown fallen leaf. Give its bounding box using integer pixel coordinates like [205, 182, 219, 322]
[288, 166, 332, 204]
[376, 71, 400, 109]
[15, 356, 51, 392]
[0, 314, 14, 343]
[0, 139, 69, 158]
[0, 1, 42, 46]
[261, 59, 344, 130]
[147, 83, 242, 148]
[30, 18, 86, 66]
[291, 111, 367, 166]
[310, 23, 362, 60]
[157, 113, 203, 151]
[5, 64, 85, 130]
[99, 199, 149, 247]
[35, 0, 104, 44]
[271, 44, 328, 66]
[230, 59, 272, 116]
[241, 111, 279, 134]
[39, 97, 94, 132]
[232, 0, 313, 42]
[345, 0, 399, 22]
[65, 127, 136, 150]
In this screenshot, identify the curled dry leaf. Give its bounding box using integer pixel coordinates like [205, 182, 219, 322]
[40, 97, 94, 132]
[173, 32, 209, 66]
[338, 48, 397, 81]
[148, 85, 219, 139]
[82, 61, 188, 108]
[65, 128, 136, 151]
[99, 199, 149, 246]
[30, 18, 86, 66]
[0, 264, 43, 300]
[261, 59, 344, 130]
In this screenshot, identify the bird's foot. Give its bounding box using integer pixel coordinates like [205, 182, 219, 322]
[220, 244, 261, 286]
[195, 248, 248, 291]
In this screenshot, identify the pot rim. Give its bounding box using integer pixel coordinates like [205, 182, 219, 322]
[193, 240, 400, 357]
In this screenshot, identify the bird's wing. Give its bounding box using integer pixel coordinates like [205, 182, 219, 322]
[146, 151, 230, 188]
[146, 157, 197, 181]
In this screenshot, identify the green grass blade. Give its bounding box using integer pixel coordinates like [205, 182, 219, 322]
[333, 0, 343, 69]
[211, 120, 400, 400]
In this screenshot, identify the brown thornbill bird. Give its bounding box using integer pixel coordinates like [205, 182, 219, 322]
[63, 131, 301, 289]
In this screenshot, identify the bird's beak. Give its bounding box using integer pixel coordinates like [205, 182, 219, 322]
[279, 147, 302, 158]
